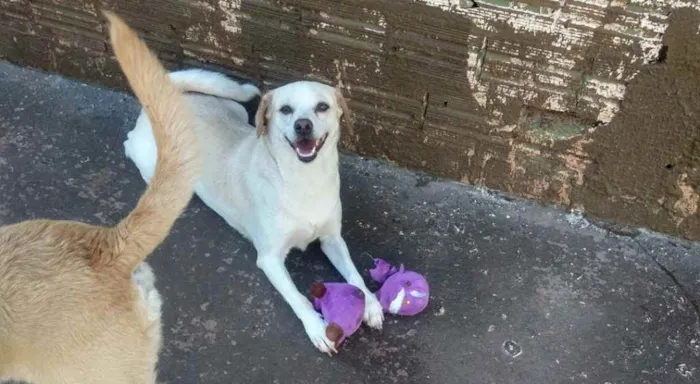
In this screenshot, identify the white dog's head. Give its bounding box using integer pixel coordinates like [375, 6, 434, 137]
[255, 81, 351, 163]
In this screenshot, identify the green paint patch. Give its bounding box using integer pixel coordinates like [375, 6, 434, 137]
[523, 4, 548, 14]
[624, 27, 644, 36]
[475, 48, 488, 82]
[520, 143, 541, 153]
[529, 122, 582, 142]
[520, 106, 596, 145]
[479, 0, 511, 8]
[625, 4, 660, 14]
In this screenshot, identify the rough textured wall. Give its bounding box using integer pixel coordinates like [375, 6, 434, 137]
[0, 0, 698, 240]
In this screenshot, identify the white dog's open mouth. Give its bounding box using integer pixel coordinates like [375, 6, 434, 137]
[287, 133, 328, 163]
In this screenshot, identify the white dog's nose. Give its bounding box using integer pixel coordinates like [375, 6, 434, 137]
[294, 118, 313, 137]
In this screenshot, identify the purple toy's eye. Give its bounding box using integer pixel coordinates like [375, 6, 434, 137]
[405, 280, 412, 286]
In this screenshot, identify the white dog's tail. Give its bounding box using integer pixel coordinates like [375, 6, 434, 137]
[168, 69, 261, 102]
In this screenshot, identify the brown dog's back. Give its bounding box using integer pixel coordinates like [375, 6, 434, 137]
[0, 12, 200, 383]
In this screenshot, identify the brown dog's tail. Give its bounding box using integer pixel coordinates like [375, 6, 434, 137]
[102, 12, 200, 273]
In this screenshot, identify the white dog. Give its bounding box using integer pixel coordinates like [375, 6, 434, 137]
[123, 69, 384, 354]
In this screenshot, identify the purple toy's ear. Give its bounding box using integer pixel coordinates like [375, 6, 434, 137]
[326, 323, 345, 347]
[369, 259, 394, 284]
[310, 281, 327, 299]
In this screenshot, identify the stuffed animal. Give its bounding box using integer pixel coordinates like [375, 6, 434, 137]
[369, 258, 429, 316]
[310, 281, 365, 348]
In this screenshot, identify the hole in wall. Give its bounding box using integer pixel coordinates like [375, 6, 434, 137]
[657, 45, 668, 63]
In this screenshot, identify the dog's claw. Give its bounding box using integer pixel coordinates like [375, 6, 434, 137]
[363, 294, 384, 330]
[304, 313, 338, 355]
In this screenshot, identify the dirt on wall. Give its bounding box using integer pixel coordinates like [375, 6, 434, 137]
[575, 11, 700, 240]
[0, 0, 698, 240]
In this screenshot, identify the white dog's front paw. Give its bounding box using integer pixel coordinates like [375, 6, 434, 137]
[363, 293, 384, 330]
[302, 313, 337, 356]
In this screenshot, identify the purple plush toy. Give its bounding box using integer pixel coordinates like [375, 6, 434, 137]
[310, 281, 365, 348]
[370, 259, 430, 316]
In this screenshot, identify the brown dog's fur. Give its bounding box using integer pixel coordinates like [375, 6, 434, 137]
[0, 12, 200, 383]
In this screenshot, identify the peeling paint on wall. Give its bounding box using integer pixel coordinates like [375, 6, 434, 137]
[672, 173, 699, 225]
[412, 0, 699, 221]
[418, 0, 673, 132]
[218, 0, 242, 34]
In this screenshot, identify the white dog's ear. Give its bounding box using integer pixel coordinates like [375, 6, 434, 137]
[256, 92, 272, 138]
[335, 88, 354, 137]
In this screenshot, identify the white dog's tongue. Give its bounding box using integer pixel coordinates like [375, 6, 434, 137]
[295, 139, 317, 157]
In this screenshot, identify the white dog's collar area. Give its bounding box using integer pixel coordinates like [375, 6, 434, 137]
[286, 133, 329, 163]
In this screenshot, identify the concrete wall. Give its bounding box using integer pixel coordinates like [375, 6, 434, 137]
[1, 0, 698, 240]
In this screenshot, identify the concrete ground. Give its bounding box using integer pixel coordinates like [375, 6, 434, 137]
[0, 60, 699, 384]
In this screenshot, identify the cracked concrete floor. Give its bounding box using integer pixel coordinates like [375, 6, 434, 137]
[1, 61, 699, 384]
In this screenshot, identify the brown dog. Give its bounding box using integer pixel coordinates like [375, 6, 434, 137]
[0, 12, 200, 383]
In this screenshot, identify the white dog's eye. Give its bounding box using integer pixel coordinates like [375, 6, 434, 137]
[280, 105, 293, 115]
[315, 102, 329, 113]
